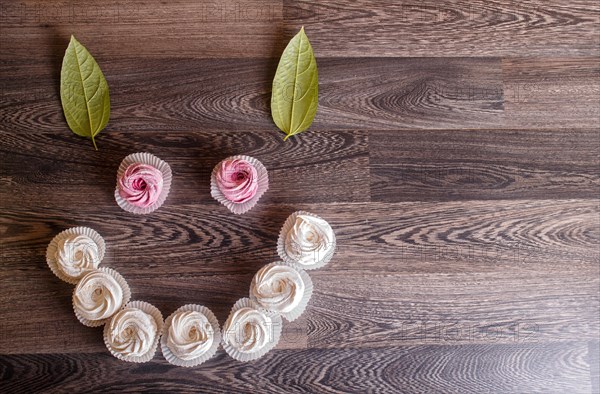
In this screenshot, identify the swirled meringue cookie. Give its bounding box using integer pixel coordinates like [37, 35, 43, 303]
[115, 152, 172, 215]
[277, 211, 336, 270]
[72, 268, 131, 327]
[104, 301, 164, 363]
[56, 234, 100, 276]
[250, 263, 313, 321]
[46, 227, 106, 284]
[118, 163, 164, 208]
[210, 155, 269, 215]
[168, 312, 213, 359]
[161, 304, 221, 367]
[215, 158, 258, 204]
[222, 298, 282, 362]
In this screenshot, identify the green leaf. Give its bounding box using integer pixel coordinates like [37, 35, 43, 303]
[271, 27, 318, 140]
[60, 35, 110, 150]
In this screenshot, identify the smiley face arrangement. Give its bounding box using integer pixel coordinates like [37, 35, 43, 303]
[46, 153, 336, 366]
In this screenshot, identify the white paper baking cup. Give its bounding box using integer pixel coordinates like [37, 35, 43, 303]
[46, 227, 106, 285]
[72, 267, 131, 327]
[277, 211, 337, 270]
[249, 262, 313, 322]
[103, 300, 164, 363]
[115, 152, 172, 215]
[161, 304, 221, 367]
[221, 298, 282, 362]
[210, 155, 269, 215]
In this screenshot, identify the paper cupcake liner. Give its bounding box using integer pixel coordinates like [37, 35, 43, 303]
[161, 304, 221, 367]
[210, 155, 269, 215]
[115, 152, 172, 215]
[72, 267, 131, 327]
[104, 300, 164, 363]
[46, 227, 106, 285]
[277, 211, 337, 270]
[249, 262, 313, 322]
[222, 298, 282, 362]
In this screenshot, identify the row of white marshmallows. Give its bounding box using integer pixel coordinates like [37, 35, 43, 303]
[46, 211, 336, 365]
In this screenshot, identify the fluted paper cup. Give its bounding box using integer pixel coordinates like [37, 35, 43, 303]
[72, 267, 131, 327]
[221, 298, 282, 362]
[249, 262, 313, 322]
[277, 211, 336, 270]
[115, 152, 172, 215]
[46, 226, 106, 285]
[161, 304, 221, 367]
[210, 155, 268, 215]
[103, 300, 164, 363]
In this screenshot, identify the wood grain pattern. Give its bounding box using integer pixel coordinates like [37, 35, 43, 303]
[1, 0, 599, 391]
[0, 0, 285, 60]
[3, 199, 598, 273]
[308, 270, 599, 348]
[4, 56, 595, 133]
[2, 0, 598, 58]
[1, 200, 597, 353]
[503, 58, 600, 129]
[0, 130, 370, 205]
[2, 201, 598, 274]
[1, 57, 504, 133]
[370, 129, 600, 201]
[0, 272, 308, 354]
[1, 343, 595, 393]
[284, 0, 600, 57]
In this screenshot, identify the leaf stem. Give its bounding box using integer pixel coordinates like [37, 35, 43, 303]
[91, 135, 98, 150]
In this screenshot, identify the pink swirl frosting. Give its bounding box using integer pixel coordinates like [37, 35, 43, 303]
[215, 159, 258, 204]
[118, 163, 164, 208]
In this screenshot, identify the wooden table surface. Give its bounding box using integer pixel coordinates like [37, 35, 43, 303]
[1, 1, 599, 392]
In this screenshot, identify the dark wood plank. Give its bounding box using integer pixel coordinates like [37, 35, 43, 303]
[503, 58, 600, 129]
[0, 57, 504, 133]
[3, 57, 597, 132]
[0, 343, 594, 393]
[308, 270, 599, 348]
[0, 130, 370, 206]
[370, 129, 600, 201]
[0, 0, 285, 60]
[284, 1, 600, 57]
[2, 201, 597, 275]
[2, 1, 598, 59]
